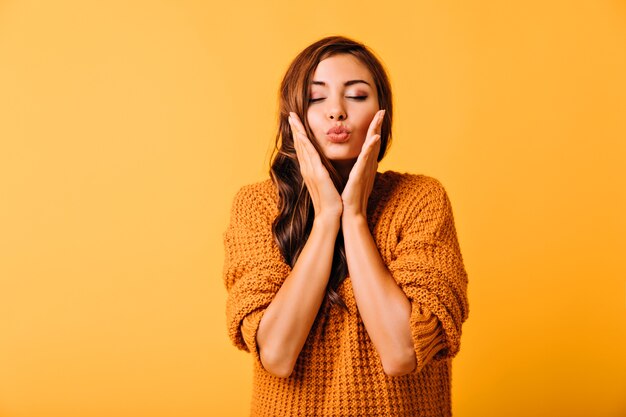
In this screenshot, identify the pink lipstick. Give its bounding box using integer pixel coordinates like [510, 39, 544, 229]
[327, 126, 351, 143]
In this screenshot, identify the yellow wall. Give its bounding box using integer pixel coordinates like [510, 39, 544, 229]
[0, 1, 624, 416]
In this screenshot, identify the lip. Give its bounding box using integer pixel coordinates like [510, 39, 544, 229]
[327, 126, 350, 134]
[327, 132, 350, 143]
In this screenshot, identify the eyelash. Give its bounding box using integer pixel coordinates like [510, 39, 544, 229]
[309, 96, 368, 103]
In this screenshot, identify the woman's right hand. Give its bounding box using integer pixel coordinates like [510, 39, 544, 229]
[288, 112, 343, 221]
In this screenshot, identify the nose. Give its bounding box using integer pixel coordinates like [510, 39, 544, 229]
[327, 99, 346, 121]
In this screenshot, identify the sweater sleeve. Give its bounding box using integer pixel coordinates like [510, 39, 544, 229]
[387, 177, 470, 374]
[222, 183, 291, 368]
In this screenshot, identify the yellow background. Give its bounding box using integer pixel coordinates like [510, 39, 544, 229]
[1, 0, 624, 416]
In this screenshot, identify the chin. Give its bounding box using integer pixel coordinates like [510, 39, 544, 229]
[330, 156, 358, 161]
[323, 148, 360, 161]
[328, 157, 359, 168]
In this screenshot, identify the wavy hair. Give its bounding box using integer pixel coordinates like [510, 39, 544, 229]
[269, 35, 394, 313]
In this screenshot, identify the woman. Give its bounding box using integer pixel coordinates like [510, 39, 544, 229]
[223, 35, 469, 417]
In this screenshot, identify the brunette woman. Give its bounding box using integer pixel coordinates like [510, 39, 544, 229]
[223, 35, 469, 417]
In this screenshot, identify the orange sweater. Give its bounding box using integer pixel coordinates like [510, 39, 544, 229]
[223, 170, 470, 416]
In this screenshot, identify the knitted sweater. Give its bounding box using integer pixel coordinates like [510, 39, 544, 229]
[223, 170, 469, 417]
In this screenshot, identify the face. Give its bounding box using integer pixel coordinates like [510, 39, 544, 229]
[306, 54, 380, 163]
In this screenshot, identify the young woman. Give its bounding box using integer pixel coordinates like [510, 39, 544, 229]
[223, 35, 470, 416]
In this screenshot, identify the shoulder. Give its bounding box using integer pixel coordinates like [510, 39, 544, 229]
[378, 170, 449, 208]
[231, 177, 276, 205]
[378, 171, 456, 239]
[228, 177, 278, 221]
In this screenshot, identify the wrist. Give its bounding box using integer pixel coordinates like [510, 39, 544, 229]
[341, 212, 368, 227]
[313, 214, 341, 231]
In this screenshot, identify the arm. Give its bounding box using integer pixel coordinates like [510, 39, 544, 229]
[386, 177, 470, 371]
[341, 214, 419, 377]
[247, 112, 344, 378]
[338, 109, 433, 376]
[254, 214, 340, 378]
[223, 184, 340, 379]
[343, 177, 467, 377]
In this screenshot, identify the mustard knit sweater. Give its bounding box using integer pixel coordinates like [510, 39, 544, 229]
[223, 170, 470, 417]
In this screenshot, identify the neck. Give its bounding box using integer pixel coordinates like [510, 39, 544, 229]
[332, 159, 356, 183]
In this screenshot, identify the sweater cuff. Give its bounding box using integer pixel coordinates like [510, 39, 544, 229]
[408, 305, 448, 374]
[241, 309, 265, 367]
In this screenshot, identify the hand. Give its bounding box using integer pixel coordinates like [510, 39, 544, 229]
[341, 109, 385, 218]
[288, 112, 343, 221]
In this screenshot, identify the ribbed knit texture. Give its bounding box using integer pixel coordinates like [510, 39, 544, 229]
[223, 170, 469, 417]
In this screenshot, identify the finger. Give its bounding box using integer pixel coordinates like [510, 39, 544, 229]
[368, 137, 381, 170]
[289, 112, 307, 135]
[288, 115, 300, 156]
[350, 133, 380, 182]
[288, 113, 324, 167]
[365, 109, 385, 143]
[289, 113, 311, 150]
[365, 136, 381, 175]
[292, 126, 322, 189]
[292, 128, 315, 176]
[356, 133, 380, 165]
[299, 135, 324, 168]
[349, 142, 369, 178]
[289, 116, 324, 206]
[289, 116, 309, 172]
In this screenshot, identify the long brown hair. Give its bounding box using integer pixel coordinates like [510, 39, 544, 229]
[269, 35, 394, 313]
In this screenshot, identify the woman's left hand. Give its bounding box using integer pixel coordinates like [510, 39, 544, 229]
[341, 109, 385, 219]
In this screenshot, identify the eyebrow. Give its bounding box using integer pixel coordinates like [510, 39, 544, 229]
[310, 79, 371, 87]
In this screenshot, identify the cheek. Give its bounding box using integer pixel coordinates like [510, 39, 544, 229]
[306, 111, 325, 136]
[350, 109, 376, 132]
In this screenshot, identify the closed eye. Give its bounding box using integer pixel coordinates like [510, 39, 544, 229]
[309, 96, 368, 103]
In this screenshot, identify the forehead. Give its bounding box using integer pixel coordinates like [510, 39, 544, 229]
[310, 54, 374, 86]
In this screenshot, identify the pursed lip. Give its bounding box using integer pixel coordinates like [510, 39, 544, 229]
[327, 126, 350, 134]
